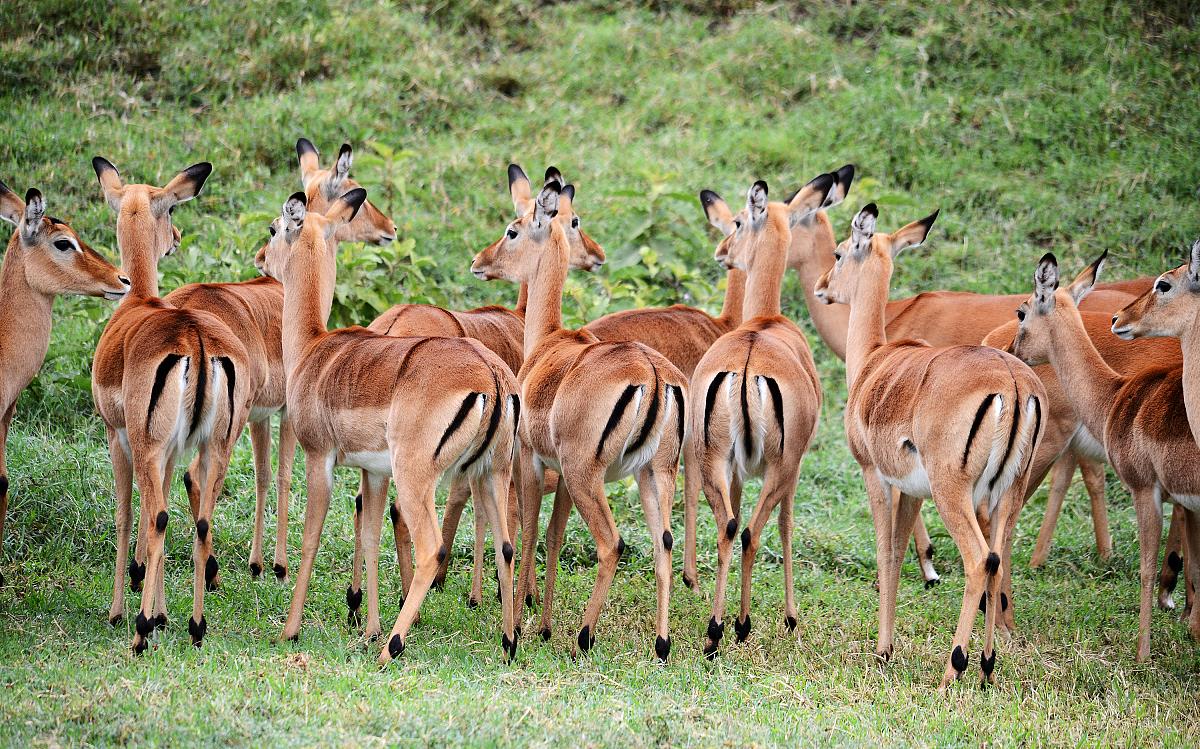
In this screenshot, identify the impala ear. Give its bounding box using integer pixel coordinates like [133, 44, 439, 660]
[154, 162, 213, 216]
[544, 166, 563, 188]
[327, 143, 352, 192]
[1188, 238, 1200, 290]
[889, 209, 938, 257]
[533, 182, 560, 229]
[1034, 252, 1060, 313]
[1067, 249, 1106, 304]
[746, 180, 768, 226]
[700, 190, 735, 236]
[21, 188, 45, 241]
[325, 188, 367, 230]
[849, 203, 877, 259]
[92, 156, 126, 209]
[786, 172, 835, 227]
[297, 138, 320, 182]
[825, 164, 855, 208]
[0, 178, 24, 226]
[282, 191, 307, 236]
[508, 163, 532, 216]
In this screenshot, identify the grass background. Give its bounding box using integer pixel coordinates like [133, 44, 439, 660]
[2, 0, 1199, 745]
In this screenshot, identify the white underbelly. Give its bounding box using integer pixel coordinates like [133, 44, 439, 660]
[879, 464, 932, 499]
[340, 450, 393, 475]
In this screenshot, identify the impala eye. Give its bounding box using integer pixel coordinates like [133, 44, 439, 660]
[833, 251, 842, 262]
[734, 219, 742, 230]
[1156, 279, 1172, 293]
[571, 216, 580, 229]
[506, 228, 518, 240]
[53, 239, 74, 252]
[269, 225, 277, 237]
[168, 205, 175, 215]
[1016, 308, 1026, 322]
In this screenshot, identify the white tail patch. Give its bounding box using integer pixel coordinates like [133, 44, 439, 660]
[451, 394, 492, 481]
[607, 385, 663, 481]
[974, 394, 1039, 516]
[725, 374, 769, 479]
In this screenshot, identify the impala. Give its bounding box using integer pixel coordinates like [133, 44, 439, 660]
[257, 190, 519, 662]
[91, 157, 256, 653]
[1012, 252, 1200, 661]
[689, 175, 829, 656]
[0, 180, 129, 585]
[815, 204, 1046, 687]
[471, 180, 687, 659]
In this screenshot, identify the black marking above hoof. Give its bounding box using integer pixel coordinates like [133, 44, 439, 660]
[740, 527, 751, 550]
[682, 573, 695, 590]
[654, 635, 671, 661]
[249, 561, 263, 578]
[1168, 551, 1183, 573]
[182, 471, 193, 495]
[725, 518, 738, 540]
[925, 545, 935, 560]
[387, 634, 405, 659]
[467, 597, 479, 609]
[924, 577, 940, 589]
[577, 625, 595, 653]
[502, 541, 514, 564]
[346, 583, 363, 611]
[502, 631, 518, 660]
[189, 615, 207, 644]
[616, 537, 626, 559]
[985, 552, 1000, 575]
[662, 531, 674, 552]
[785, 614, 797, 632]
[525, 593, 535, 610]
[354, 493, 362, 514]
[135, 611, 154, 638]
[437, 546, 448, 564]
[204, 556, 220, 590]
[980, 649, 996, 677]
[154, 613, 168, 631]
[707, 616, 725, 646]
[133, 637, 148, 656]
[195, 518, 209, 542]
[539, 627, 552, 642]
[129, 560, 146, 592]
[155, 510, 168, 533]
[734, 614, 751, 643]
[274, 563, 287, 581]
[1000, 592, 1009, 611]
[951, 645, 968, 674]
[432, 575, 446, 591]
[978, 593, 987, 613]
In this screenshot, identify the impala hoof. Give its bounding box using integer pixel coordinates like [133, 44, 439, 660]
[924, 577, 940, 589]
[189, 615, 207, 645]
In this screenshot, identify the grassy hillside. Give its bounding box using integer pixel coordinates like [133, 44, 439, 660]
[1, 1, 1198, 746]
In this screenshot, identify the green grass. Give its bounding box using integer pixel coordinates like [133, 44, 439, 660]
[2, 1, 1199, 745]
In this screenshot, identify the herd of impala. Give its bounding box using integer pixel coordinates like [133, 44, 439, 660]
[0, 139, 1196, 689]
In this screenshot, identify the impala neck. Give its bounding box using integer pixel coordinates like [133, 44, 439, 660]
[521, 228, 568, 360]
[742, 230, 787, 320]
[1044, 304, 1124, 443]
[717, 268, 746, 326]
[0, 235, 55, 385]
[790, 213, 850, 360]
[1177, 315, 1200, 439]
[280, 234, 335, 371]
[514, 282, 530, 317]
[844, 263, 891, 387]
[113, 209, 162, 300]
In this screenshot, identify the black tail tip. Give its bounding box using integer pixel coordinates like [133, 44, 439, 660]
[985, 552, 1001, 575]
[725, 518, 738, 540]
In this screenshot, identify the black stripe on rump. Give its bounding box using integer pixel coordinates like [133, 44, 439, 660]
[597, 385, 640, 459]
[703, 372, 729, 446]
[961, 393, 998, 468]
[626, 367, 660, 455]
[188, 332, 208, 437]
[146, 354, 184, 431]
[763, 376, 785, 451]
[217, 356, 237, 441]
[437, 393, 481, 460]
[990, 393, 1022, 491]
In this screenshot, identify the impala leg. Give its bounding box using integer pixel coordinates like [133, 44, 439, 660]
[863, 471, 897, 661]
[435, 479, 470, 591]
[379, 476, 441, 665]
[981, 481, 1023, 685]
[1132, 487, 1162, 663]
[0, 402, 12, 586]
[1076, 456, 1112, 560]
[131, 453, 168, 655]
[562, 466, 620, 656]
[248, 418, 272, 578]
[737, 463, 800, 646]
[891, 493, 923, 620]
[538, 479, 572, 641]
[273, 412, 297, 580]
[107, 427, 133, 625]
[1029, 453, 1071, 568]
[358, 471, 388, 639]
[472, 467, 517, 661]
[702, 467, 737, 658]
[1180, 509, 1200, 642]
[514, 444, 544, 613]
[188, 448, 214, 645]
[932, 482, 990, 690]
[681, 434, 702, 593]
[350, 470, 366, 623]
[389, 493, 413, 600]
[281, 451, 333, 642]
[636, 462, 675, 660]
[911, 512, 940, 586]
[471, 496, 487, 606]
[1159, 504, 1184, 611]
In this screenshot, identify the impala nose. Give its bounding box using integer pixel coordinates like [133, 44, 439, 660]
[1111, 315, 1118, 326]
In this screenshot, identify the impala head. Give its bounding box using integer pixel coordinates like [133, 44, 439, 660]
[1111, 239, 1200, 340]
[813, 203, 939, 305]
[1010, 251, 1106, 365]
[91, 156, 210, 262]
[786, 163, 855, 268]
[0, 180, 129, 300]
[701, 172, 835, 271]
[507, 164, 605, 271]
[296, 138, 396, 245]
[471, 181, 563, 282]
[255, 189, 368, 282]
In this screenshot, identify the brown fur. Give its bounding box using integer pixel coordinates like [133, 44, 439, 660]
[1012, 253, 1200, 661]
[90, 158, 257, 651]
[0, 181, 128, 582]
[472, 180, 687, 658]
[816, 203, 1047, 688]
[258, 189, 518, 662]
